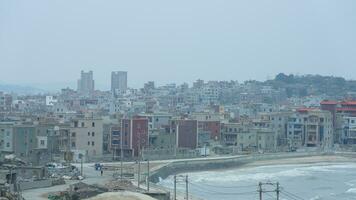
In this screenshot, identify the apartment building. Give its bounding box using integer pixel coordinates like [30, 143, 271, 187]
[68, 117, 103, 158]
[171, 120, 198, 149]
[287, 109, 333, 149]
[0, 122, 14, 153]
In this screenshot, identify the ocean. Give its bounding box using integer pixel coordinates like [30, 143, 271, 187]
[158, 163, 356, 200]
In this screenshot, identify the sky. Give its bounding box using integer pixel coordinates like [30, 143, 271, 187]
[1, 0, 356, 91]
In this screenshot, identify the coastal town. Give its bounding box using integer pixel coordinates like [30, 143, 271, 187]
[1, 71, 356, 199]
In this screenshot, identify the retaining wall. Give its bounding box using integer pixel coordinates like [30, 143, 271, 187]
[150, 152, 331, 183]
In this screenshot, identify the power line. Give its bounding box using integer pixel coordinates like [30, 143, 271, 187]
[174, 179, 305, 200]
[196, 182, 256, 189]
[189, 182, 256, 196]
[264, 192, 275, 199]
[280, 192, 301, 200]
[280, 188, 305, 200]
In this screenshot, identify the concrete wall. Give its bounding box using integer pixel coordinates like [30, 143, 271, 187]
[18, 179, 53, 190]
[150, 152, 330, 183]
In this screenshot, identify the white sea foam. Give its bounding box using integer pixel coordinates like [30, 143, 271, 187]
[346, 188, 356, 194]
[310, 195, 321, 200]
[190, 164, 356, 183]
[158, 163, 356, 200]
[158, 163, 356, 185]
[184, 167, 307, 183]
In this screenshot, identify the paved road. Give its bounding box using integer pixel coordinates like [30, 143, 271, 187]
[22, 163, 113, 200]
[22, 154, 250, 200]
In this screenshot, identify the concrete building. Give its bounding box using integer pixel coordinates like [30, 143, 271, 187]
[68, 117, 103, 159]
[121, 117, 149, 157]
[139, 113, 172, 131]
[262, 111, 292, 147]
[45, 96, 57, 106]
[0, 122, 14, 153]
[171, 120, 198, 149]
[221, 122, 276, 152]
[201, 84, 220, 105]
[111, 71, 127, 95]
[340, 116, 356, 145]
[77, 70, 95, 95]
[0, 92, 12, 111]
[221, 122, 245, 146]
[197, 121, 220, 147]
[12, 124, 48, 165]
[287, 109, 333, 149]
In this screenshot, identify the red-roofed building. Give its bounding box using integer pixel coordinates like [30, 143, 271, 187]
[321, 100, 356, 145]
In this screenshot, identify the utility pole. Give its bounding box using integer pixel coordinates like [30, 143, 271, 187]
[174, 175, 177, 200]
[120, 128, 123, 181]
[258, 182, 263, 200]
[185, 175, 189, 200]
[258, 182, 282, 200]
[9, 167, 12, 185]
[147, 159, 150, 191]
[80, 154, 83, 177]
[138, 152, 141, 189]
[276, 182, 280, 200]
[138, 130, 142, 189]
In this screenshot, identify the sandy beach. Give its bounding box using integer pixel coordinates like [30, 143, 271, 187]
[244, 155, 356, 168]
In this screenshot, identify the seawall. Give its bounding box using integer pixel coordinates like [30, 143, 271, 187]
[150, 152, 332, 183]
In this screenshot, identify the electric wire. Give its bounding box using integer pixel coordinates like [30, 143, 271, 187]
[194, 182, 257, 189]
[280, 188, 305, 200]
[280, 192, 300, 200]
[188, 181, 257, 196]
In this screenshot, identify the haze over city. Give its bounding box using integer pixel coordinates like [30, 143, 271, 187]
[2, 1, 356, 200]
[1, 0, 356, 90]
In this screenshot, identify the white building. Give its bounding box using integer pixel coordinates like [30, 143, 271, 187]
[46, 96, 58, 106]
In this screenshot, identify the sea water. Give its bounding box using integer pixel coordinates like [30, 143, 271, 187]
[158, 163, 356, 200]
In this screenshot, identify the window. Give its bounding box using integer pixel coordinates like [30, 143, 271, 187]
[92, 132, 95, 137]
[72, 142, 76, 147]
[6, 142, 10, 147]
[88, 141, 90, 146]
[88, 132, 90, 136]
[92, 122, 95, 127]
[92, 141, 95, 146]
[81, 122, 85, 127]
[40, 140, 45, 145]
[72, 132, 76, 137]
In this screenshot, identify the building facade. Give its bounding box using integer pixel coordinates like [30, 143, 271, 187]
[111, 71, 127, 95]
[77, 70, 95, 95]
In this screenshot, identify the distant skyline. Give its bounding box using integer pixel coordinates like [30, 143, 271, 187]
[1, 1, 356, 91]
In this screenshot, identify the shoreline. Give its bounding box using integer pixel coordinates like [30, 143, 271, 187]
[244, 154, 356, 168]
[153, 153, 356, 200]
[149, 152, 335, 183]
[183, 154, 356, 175]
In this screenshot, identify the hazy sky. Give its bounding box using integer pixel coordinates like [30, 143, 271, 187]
[1, 1, 356, 91]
